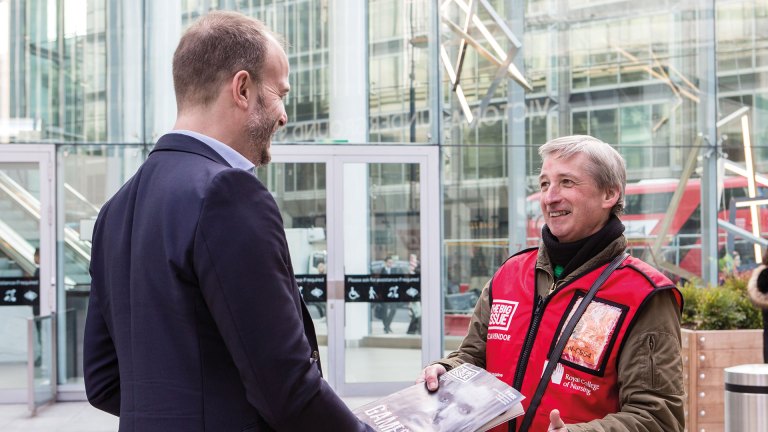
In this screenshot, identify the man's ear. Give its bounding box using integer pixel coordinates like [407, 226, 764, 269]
[231, 70, 251, 109]
[603, 187, 620, 209]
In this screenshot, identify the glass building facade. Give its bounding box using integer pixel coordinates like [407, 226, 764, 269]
[0, 0, 767, 400]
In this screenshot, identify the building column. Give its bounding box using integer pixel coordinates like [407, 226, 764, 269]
[105, 1, 144, 194]
[507, 0, 527, 254]
[106, 0, 142, 144]
[329, 0, 370, 342]
[698, 0, 718, 285]
[144, 0, 181, 143]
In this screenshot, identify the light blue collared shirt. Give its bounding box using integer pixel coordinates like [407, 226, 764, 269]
[171, 130, 255, 173]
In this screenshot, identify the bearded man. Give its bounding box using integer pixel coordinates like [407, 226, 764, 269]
[84, 11, 371, 432]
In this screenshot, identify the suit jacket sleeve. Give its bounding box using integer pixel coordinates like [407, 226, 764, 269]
[83, 214, 121, 416]
[193, 169, 370, 431]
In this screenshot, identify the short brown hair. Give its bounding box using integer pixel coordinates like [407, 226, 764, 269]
[172, 11, 279, 110]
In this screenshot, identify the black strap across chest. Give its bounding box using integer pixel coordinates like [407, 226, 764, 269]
[515, 252, 629, 432]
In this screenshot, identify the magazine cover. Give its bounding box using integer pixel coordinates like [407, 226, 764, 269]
[353, 363, 525, 432]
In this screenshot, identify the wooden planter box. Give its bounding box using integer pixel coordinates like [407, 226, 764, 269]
[681, 328, 763, 432]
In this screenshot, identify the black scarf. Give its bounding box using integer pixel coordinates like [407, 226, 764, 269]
[542, 214, 625, 281]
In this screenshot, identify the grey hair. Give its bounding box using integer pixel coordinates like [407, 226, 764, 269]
[538, 135, 626, 216]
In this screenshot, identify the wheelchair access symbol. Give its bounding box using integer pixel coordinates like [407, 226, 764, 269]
[348, 287, 361, 301]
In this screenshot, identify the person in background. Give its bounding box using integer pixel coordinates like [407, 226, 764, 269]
[316, 261, 326, 275]
[380, 256, 398, 275]
[314, 261, 327, 318]
[406, 253, 421, 335]
[718, 248, 741, 282]
[747, 250, 768, 362]
[32, 247, 42, 366]
[418, 135, 685, 431]
[83, 11, 371, 431]
[33, 247, 40, 278]
[378, 256, 401, 334]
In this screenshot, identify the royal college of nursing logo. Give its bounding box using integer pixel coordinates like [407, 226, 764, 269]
[488, 300, 518, 331]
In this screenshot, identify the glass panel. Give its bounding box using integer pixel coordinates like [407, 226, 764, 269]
[0, 162, 40, 393]
[572, 111, 589, 135]
[255, 162, 328, 371]
[619, 105, 651, 170]
[525, 30, 549, 93]
[0, 0, 110, 144]
[58, 144, 145, 385]
[344, 162, 421, 383]
[0, 0, 763, 397]
[192, 1, 332, 143]
[30, 315, 54, 411]
[592, 108, 618, 145]
[717, 2, 752, 72]
[441, 0, 739, 330]
[369, 0, 432, 143]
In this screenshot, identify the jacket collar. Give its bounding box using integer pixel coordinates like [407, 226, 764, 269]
[536, 235, 628, 295]
[150, 133, 232, 167]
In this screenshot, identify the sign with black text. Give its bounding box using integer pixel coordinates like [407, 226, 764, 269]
[296, 275, 327, 303]
[0, 278, 40, 307]
[344, 275, 421, 303]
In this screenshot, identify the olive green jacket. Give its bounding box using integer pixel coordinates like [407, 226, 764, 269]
[435, 236, 685, 432]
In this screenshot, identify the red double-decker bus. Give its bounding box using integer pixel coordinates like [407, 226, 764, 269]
[526, 176, 768, 279]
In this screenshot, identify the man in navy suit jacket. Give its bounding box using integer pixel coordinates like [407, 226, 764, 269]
[83, 11, 372, 431]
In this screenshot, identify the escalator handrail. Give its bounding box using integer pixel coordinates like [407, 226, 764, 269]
[0, 218, 36, 275]
[0, 171, 91, 262]
[64, 182, 101, 214]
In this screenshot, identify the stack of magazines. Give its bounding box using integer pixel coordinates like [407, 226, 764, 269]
[353, 363, 525, 432]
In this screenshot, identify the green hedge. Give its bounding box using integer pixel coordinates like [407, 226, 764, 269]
[678, 275, 763, 330]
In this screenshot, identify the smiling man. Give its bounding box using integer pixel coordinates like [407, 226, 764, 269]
[84, 11, 372, 432]
[419, 135, 685, 432]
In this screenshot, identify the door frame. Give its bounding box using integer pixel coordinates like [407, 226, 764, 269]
[271, 144, 441, 396]
[0, 144, 57, 404]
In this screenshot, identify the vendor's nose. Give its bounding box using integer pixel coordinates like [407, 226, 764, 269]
[541, 185, 561, 206]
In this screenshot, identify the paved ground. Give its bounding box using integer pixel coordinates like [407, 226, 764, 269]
[0, 397, 378, 432]
[0, 402, 118, 432]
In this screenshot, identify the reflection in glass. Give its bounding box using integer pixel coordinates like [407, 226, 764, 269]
[0, 163, 41, 393]
[58, 145, 146, 385]
[29, 315, 55, 413]
[0, 0, 765, 391]
[256, 162, 329, 368]
[369, 0, 432, 143]
[345, 162, 422, 383]
[441, 0, 768, 337]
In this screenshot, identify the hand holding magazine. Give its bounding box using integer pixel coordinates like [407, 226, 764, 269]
[353, 363, 525, 432]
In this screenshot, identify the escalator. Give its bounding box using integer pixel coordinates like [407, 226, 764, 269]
[0, 171, 92, 288]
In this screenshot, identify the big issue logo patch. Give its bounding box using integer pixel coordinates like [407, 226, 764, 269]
[488, 300, 519, 331]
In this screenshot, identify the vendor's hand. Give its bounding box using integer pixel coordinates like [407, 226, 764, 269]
[548, 409, 567, 431]
[416, 364, 447, 391]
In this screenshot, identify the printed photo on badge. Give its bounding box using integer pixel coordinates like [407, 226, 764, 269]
[554, 294, 628, 375]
